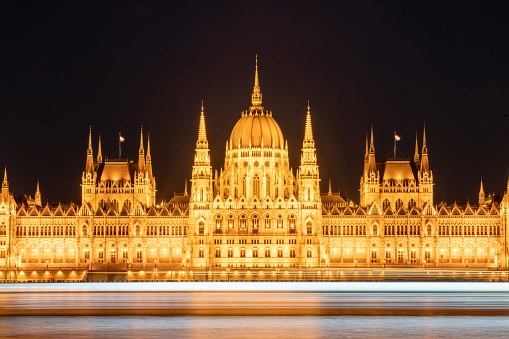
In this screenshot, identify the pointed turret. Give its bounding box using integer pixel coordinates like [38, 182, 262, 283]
[420, 124, 429, 172]
[414, 132, 420, 163]
[367, 125, 376, 173]
[35, 180, 42, 207]
[369, 124, 375, 154]
[2, 167, 7, 189]
[479, 178, 485, 205]
[328, 178, 332, 196]
[196, 101, 209, 149]
[146, 133, 153, 178]
[184, 179, 188, 196]
[251, 54, 263, 107]
[1, 167, 9, 201]
[86, 126, 94, 173]
[299, 102, 320, 202]
[138, 126, 145, 172]
[97, 134, 103, 163]
[303, 100, 315, 148]
[191, 102, 212, 204]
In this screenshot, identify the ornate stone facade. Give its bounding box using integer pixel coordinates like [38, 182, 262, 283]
[0, 59, 507, 272]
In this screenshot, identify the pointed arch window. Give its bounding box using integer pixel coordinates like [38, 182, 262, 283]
[264, 215, 271, 229]
[199, 186, 204, 201]
[395, 199, 403, 210]
[383, 199, 390, 210]
[266, 176, 270, 197]
[242, 176, 247, 197]
[277, 215, 283, 229]
[253, 175, 260, 198]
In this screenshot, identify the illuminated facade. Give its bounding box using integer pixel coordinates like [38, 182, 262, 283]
[0, 60, 508, 273]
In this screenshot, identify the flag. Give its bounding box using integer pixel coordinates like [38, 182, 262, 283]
[119, 135, 125, 142]
[395, 134, 401, 141]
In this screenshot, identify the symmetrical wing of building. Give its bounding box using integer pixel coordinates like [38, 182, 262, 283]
[0, 60, 507, 271]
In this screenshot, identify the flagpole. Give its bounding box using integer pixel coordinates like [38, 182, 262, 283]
[394, 131, 396, 159]
[119, 132, 121, 159]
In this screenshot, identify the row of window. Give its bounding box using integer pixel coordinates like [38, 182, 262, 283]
[438, 225, 501, 236]
[199, 247, 313, 258]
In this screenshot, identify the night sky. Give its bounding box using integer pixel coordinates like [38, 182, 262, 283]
[2, 1, 508, 205]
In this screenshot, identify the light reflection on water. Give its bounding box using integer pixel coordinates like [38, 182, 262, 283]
[1, 315, 509, 338]
[1, 288, 509, 337]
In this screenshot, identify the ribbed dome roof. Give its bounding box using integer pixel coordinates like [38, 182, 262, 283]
[230, 111, 284, 149]
[229, 55, 284, 149]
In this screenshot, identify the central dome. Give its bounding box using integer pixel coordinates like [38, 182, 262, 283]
[230, 111, 284, 149]
[229, 55, 284, 149]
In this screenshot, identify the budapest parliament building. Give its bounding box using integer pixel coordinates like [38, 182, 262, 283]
[1, 60, 508, 276]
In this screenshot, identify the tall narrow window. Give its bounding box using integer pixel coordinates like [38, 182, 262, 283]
[266, 176, 270, 197]
[243, 176, 247, 197]
[253, 175, 260, 198]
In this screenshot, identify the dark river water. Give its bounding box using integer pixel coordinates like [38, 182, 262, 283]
[1, 282, 508, 338]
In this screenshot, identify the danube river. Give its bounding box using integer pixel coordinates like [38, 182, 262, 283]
[1, 282, 508, 338]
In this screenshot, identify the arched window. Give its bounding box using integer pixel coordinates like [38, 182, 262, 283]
[112, 199, 119, 212]
[288, 215, 296, 229]
[82, 225, 88, 236]
[395, 199, 403, 210]
[252, 215, 259, 229]
[290, 248, 296, 258]
[277, 215, 283, 229]
[277, 248, 283, 258]
[372, 224, 378, 236]
[199, 186, 204, 201]
[307, 185, 312, 201]
[242, 176, 247, 196]
[135, 224, 141, 236]
[228, 248, 234, 258]
[198, 222, 204, 235]
[306, 222, 312, 234]
[307, 248, 312, 258]
[408, 198, 416, 209]
[215, 248, 221, 258]
[383, 199, 390, 210]
[234, 187, 238, 199]
[228, 215, 234, 228]
[215, 215, 222, 229]
[199, 248, 204, 258]
[253, 175, 260, 197]
[252, 248, 258, 258]
[239, 215, 247, 228]
[240, 248, 246, 257]
[266, 176, 271, 197]
[265, 248, 271, 257]
[124, 199, 132, 212]
[427, 224, 432, 235]
[264, 215, 271, 229]
[223, 188, 229, 199]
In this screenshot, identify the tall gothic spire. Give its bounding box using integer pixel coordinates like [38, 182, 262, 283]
[422, 124, 428, 154]
[420, 124, 429, 173]
[251, 54, 263, 107]
[146, 133, 153, 178]
[328, 178, 332, 196]
[369, 124, 375, 154]
[138, 126, 145, 172]
[35, 180, 41, 207]
[2, 167, 7, 188]
[86, 126, 94, 173]
[303, 100, 315, 148]
[97, 134, 103, 163]
[414, 132, 420, 162]
[197, 101, 209, 149]
[479, 178, 485, 205]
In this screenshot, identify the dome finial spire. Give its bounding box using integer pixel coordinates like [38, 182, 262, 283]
[251, 54, 262, 107]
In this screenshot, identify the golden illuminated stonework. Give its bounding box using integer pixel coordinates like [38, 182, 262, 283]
[0, 57, 507, 281]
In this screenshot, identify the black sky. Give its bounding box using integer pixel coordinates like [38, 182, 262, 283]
[1, 1, 508, 205]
